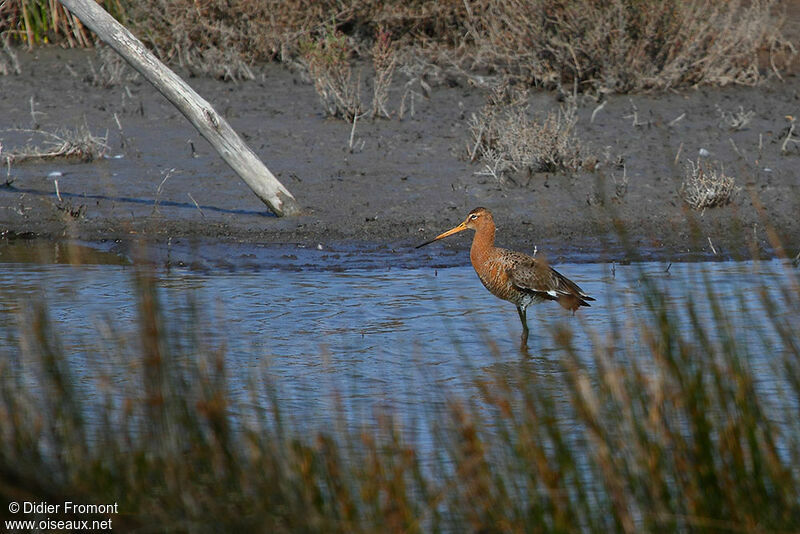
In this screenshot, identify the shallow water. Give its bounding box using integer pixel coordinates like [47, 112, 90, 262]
[0, 243, 796, 435]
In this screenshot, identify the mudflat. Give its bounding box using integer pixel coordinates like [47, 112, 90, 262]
[1, 48, 798, 264]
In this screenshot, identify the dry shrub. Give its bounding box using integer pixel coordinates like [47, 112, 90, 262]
[300, 27, 363, 120]
[3, 123, 108, 164]
[124, 0, 466, 76]
[370, 26, 397, 119]
[125, 0, 264, 80]
[469, 85, 587, 182]
[0, 0, 470, 63]
[4, 1, 794, 93]
[301, 24, 400, 121]
[680, 159, 738, 209]
[463, 0, 796, 92]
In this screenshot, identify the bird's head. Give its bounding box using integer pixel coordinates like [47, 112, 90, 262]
[416, 207, 493, 248]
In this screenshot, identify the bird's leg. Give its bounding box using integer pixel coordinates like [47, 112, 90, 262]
[516, 306, 529, 346]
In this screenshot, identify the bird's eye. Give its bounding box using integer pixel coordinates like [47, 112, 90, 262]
[469, 214, 478, 220]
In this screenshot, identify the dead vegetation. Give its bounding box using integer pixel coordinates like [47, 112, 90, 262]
[299, 24, 400, 121]
[87, 45, 139, 87]
[370, 26, 397, 119]
[0, 0, 121, 48]
[54, 185, 87, 219]
[120, 0, 439, 82]
[468, 85, 590, 183]
[4, 1, 794, 94]
[2, 123, 108, 164]
[782, 115, 800, 154]
[680, 159, 738, 210]
[717, 105, 755, 131]
[462, 0, 796, 92]
[3, 254, 800, 532]
[0, 35, 20, 75]
[116, 0, 265, 80]
[299, 26, 363, 120]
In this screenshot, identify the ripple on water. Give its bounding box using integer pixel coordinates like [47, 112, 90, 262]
[0, 257, 796, 438]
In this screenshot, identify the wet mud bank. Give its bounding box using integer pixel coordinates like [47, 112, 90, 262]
[1, 48, 799, 267]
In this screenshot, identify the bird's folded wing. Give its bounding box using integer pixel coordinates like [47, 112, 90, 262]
[509, 256, 594, 301]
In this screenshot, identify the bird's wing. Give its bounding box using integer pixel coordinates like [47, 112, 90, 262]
[507, 252, 595, 302]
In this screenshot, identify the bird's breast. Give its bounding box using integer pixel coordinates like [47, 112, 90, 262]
[474, 258, 523, 305]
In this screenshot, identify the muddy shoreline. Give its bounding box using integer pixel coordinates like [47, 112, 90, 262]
[1, 48, 799, 267]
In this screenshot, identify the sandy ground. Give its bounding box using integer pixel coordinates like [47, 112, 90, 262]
[1, 47, 799, 267]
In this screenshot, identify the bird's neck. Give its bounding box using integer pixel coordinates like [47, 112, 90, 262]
[470, 225, 495, 265]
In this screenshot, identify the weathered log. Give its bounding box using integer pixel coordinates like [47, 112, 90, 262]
[58, 0, 301, 217]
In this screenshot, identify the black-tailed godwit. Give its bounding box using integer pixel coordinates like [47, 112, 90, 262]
[417, 207, 594, 345]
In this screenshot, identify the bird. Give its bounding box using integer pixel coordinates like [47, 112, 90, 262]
[417, 207, 594, 346]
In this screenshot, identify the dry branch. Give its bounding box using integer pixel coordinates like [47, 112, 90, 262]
[57, 0, 301, 217]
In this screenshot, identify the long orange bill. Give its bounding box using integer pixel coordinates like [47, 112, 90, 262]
[416, 222, 468, 248]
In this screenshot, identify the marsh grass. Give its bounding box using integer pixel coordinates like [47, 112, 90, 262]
[2, 1, 793, 94]
[1, 246, 799, 531]
[462, 0, 797, 92]
[0, 0, 126, 48]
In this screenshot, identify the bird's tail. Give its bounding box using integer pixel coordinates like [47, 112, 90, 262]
[557, 293, 593, 312]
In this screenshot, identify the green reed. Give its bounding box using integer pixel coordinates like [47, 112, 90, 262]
[0, 1, 126, 48]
